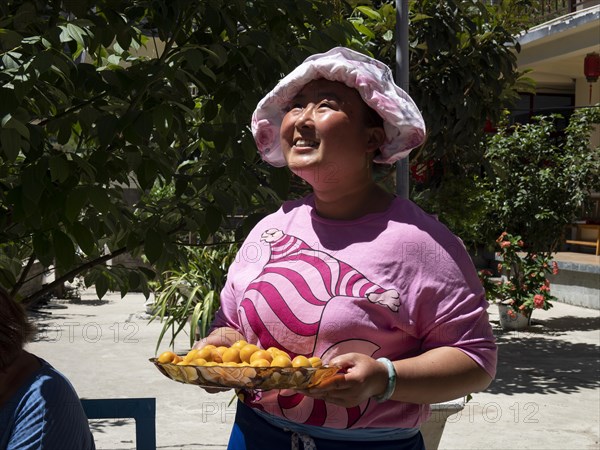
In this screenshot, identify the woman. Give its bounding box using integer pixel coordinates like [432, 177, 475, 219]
[198, 47, 497, 449]
[0, 288, 96, 449]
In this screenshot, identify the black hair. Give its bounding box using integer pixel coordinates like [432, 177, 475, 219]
[0, 287, 36, 370]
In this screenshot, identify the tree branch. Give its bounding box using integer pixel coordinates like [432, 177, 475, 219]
[11, 254, 36, 298]
[22, 246, 129, 306]
[36, 91, 109, 127]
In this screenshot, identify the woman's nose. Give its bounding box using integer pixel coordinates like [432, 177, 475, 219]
[295, 104, 314, 128]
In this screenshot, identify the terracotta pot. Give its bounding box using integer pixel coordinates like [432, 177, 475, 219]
[498, 303, 531, 330]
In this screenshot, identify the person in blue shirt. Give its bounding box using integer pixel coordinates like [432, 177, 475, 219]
[0, 287, 95, 449]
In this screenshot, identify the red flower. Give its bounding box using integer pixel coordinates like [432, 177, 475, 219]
[517, 240, 524, 247]
[500, 241, 511, 248]
[534, 294, 545, 308]
[497, 263, 503, 272]
[552, 261, 559, 275]
[507, 309, 517, 319]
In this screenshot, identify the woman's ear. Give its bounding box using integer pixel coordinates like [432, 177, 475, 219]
[366, 127, 386, 153]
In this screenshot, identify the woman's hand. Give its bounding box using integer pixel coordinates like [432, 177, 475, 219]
[192, 327, 245, 350]
[299, 353, 389, 408]
[192, 327, 245, 394]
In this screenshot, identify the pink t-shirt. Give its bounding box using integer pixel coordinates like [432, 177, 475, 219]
[212, 195, 497, 429]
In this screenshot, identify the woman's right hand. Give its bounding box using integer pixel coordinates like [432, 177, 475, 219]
[192, 327, 246, 394]
[192, 326, 245, 349]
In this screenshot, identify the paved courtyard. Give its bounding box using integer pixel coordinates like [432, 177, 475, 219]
[25, 289, 599, 449]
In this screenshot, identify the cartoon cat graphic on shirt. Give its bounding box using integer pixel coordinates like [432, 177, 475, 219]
[238, 228, 401, 428]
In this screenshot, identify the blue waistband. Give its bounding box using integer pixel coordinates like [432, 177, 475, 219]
[250, 404, 420, 442]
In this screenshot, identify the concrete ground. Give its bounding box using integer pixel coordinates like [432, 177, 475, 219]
[25, 289, 599, 450]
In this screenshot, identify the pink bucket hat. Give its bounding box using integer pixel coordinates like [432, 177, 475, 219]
[251, 46, 426, 167]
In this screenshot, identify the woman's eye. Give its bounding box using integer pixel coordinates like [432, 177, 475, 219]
[283, 103, 303, 113]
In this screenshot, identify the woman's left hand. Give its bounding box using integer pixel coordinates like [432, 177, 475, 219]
[298, 353, 389, 408]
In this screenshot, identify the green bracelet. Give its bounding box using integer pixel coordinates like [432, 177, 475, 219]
[374, 357, 396, 403]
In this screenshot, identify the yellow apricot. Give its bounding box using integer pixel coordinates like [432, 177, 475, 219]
[231, 340, 248, 349]
[308, 357, 323, 368]
[250, 350, 273, 364]
[291, 355, 312, 368]
[210, 349, 223, 363]
[222, 347, 242, 364]
[240, 344, 260, 363]
[157, 351, 177, 364]
[250, 358, 271, 367]
[183, 349, 200, 362]
[196, 346, 213, 361]
[271, 354, 293, 368]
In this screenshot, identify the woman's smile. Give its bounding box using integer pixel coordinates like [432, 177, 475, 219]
[292, 138, 320, 152]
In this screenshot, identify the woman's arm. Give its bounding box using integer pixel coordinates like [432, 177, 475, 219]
[303, 348, 492, 408]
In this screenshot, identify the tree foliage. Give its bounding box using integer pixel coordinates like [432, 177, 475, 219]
[0, 0, 366, 303]
[1, 0, 535, 303]
[348, 0, 537, 245]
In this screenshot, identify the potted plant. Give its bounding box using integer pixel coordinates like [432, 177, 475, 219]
[479, 232, 558, 330]
[150, 241, 238, 352]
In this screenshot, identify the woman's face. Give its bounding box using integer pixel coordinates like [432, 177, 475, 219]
[280, 79, 383, 188]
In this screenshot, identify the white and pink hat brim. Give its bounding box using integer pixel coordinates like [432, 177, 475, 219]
[251, 46, 426, 167]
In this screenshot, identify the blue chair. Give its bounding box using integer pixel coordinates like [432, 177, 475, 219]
[81, 398, 156, 450]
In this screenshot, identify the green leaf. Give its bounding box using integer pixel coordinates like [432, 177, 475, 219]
[199, 64, 217, 82]
[0, 267, 17, 288]
[153, 104, 173, 137]
[87, 186, 112, 214]
[144, 228, 163, 264]
[3, 116, 30, 140]
[128, 270, 140, 291]
[71, 222, 96, 255]
[49, 155, 71, 183]
[95, 274, 109, 299]
[65, 188, 88, 222]
[96, 115, 118, 148]
[213, 190, 234, 213]
[57, 120, 72, 145]
[52, 229, 76, 268]
[0, 29, 23, 50]
[0, 128, 21, 161]
[202, 100, 218, 121]
[351, 22, 375, 39]
[66, 23, 86, 46]
[21, 164, 45, 202]
[204, 206, 222, 234]
[356, 6, 381, 20]
[0, 87, 19, 117]
[33, 233, 53, 267]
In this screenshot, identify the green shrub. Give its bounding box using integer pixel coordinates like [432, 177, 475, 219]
[480, 106, 600, 253]
[150, 241, 238, 352]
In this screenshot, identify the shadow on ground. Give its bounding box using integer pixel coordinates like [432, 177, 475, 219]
[487, 316, 600, 395]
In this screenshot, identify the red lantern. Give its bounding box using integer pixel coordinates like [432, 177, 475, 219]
[584, 52, 600, 83]
[584, 52, 600, 103]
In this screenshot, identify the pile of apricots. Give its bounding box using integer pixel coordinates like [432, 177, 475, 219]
[157, 340, 323, 369]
